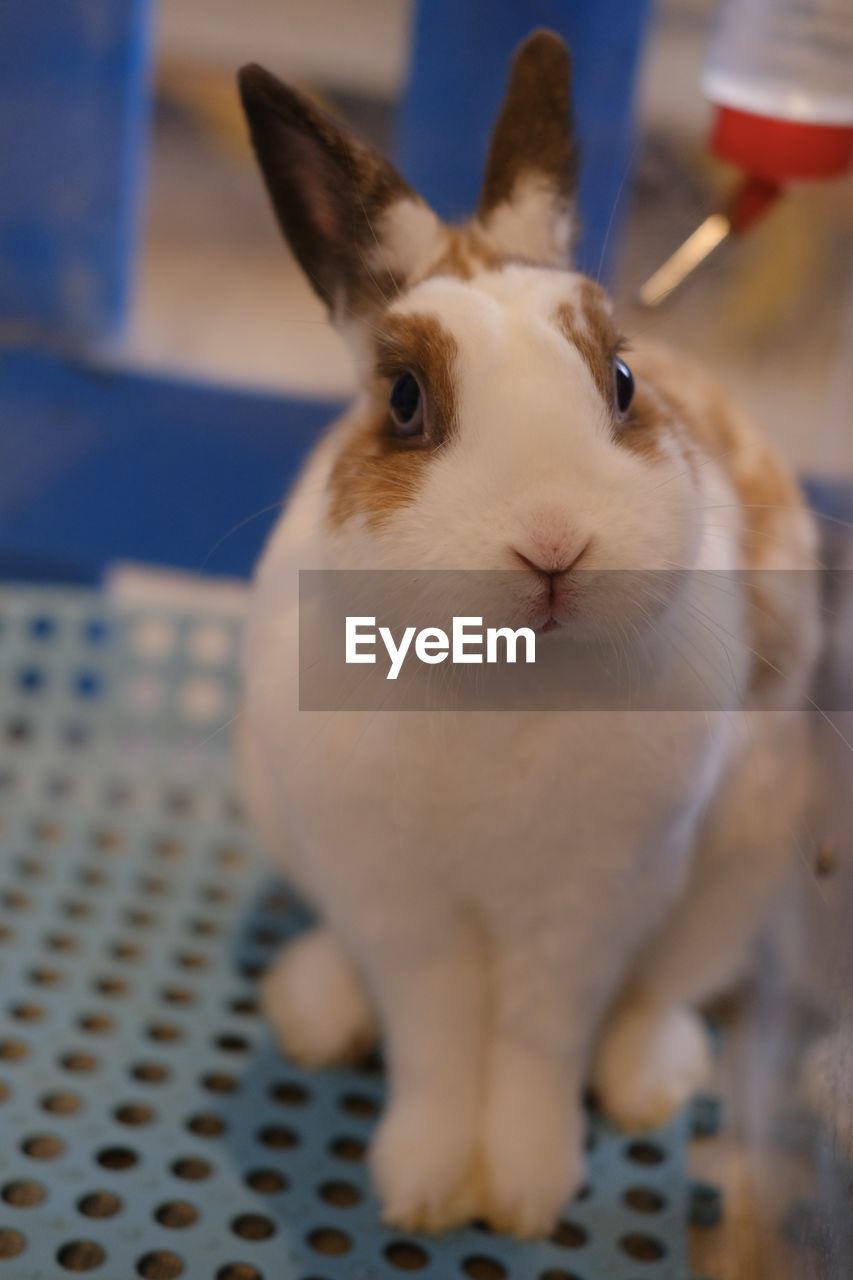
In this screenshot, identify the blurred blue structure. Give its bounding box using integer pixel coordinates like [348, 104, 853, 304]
[0, 0, 653, 582]
[0, 0, 152, 341]
[0, 348, 334, 583]
[398, 0, 653, 280]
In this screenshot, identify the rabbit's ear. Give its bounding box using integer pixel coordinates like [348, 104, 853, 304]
[238, 65, 443, 316]
[477, 30, 577, 266]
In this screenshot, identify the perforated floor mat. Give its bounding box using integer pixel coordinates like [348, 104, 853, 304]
[0, 588, 695, 1279]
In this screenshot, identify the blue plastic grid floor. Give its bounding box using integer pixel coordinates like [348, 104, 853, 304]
[0, 588, 697, 1279]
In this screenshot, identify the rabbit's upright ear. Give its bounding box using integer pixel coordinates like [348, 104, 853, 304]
[238, 65, 443, 317]
[478, 30, 577, 266]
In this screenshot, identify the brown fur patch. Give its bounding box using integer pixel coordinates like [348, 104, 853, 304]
[710, 398, 815, 694]
[556, 281, 619, 403]
[375, 313, 459, 439]
[411, 222, 563, 286]
[630, 341, 818, 694]
[327, 313, 458, 529]
[326, 407, 434, 529]
[416, 225, 508, 282]
[478, 31, 576, 219]
[631, 343, 808, 568]
[556, 285, 688, 464]
[616, 384, 684, 466]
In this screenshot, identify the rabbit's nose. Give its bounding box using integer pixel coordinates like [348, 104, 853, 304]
[511, 542, 590, 577]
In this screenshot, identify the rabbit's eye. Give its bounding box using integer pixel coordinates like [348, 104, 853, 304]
[389, 373, 424, 437]
[614, 356, 634, 417]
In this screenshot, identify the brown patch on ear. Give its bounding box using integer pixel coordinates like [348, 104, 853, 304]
[327, 313, 459, 530]
[238, 63, 416, 314]
[478, 30, 577, 251]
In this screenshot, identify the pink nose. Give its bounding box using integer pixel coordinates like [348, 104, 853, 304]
[511, 542, 590, 577]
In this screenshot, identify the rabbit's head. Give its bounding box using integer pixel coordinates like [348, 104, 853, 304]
[239, 31, 708, 635]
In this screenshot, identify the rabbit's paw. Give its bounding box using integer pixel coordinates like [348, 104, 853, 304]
[261, 927, 377, 1067]
[481, 1077, 584, 1238]
[593, 1002, 710, 1131]
[371, 1097, 480, 1233]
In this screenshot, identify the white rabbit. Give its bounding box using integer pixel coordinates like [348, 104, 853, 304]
[236, 31, 821, 1237]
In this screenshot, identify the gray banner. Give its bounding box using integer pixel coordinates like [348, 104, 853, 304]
[297, 569, 846, 712]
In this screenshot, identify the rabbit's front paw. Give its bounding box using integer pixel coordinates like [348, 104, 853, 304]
[481, 1062, 584, 1238]
[261, 927, 377, 1067]
[593, 1002, 710, 1131]
[371, 1096, 480, 1233]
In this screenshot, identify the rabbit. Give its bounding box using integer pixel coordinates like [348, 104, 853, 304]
[236, 30, 821, 1237]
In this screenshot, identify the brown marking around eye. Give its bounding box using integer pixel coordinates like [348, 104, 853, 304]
[327, 312, 458, 529]
[554, 282, 687, 466]
[375, 313, 458, 437]
[555, 280, 620, 404]
[614, 384, 683, 466]
[326, 407, 434, 529]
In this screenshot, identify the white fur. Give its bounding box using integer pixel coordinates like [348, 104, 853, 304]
[481, 174, 574, 264]
[592, 1001, 711, 1130]
[260, 928, 377, 1067]
[371, 197, 445, 284]
[240, 261, 817, 1235]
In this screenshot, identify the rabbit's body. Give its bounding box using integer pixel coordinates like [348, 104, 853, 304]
[237, 33, 820, 1236]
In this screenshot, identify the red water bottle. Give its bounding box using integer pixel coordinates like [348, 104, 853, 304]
[640, 0, 853, 306]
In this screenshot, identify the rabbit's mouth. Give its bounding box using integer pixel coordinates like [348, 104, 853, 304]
[529, 578, 583, 632]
